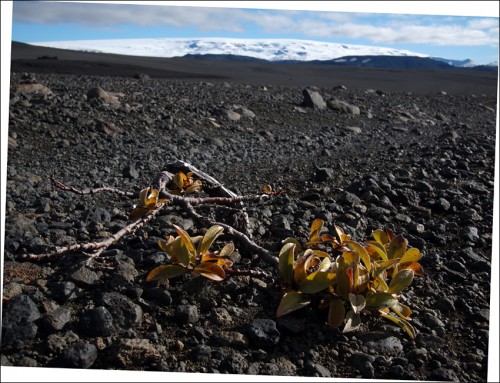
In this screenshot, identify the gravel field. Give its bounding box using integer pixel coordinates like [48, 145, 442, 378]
[1, 53, 498, 382]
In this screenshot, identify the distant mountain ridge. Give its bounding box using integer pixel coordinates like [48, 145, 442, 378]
[30, 37, 429, 62]
[28, 37, 497, 70]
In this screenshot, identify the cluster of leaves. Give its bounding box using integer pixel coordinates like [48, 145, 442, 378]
[129, 171, 201, 220]
[277, 219, 423, 338]
[171, 171, 202, 195]
[146, 225, 235, 282]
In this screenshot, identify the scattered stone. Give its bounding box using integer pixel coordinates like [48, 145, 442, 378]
[361, 332, 403, 355]
[86, 86, 121, 105]
[70, 264, 100, 285]
[219, 351, 249, 374]
[1, 294, 40, 347]
[79, 306, 115, 337]
[214, 108, 241, 121]
[327, 98, 360, 115]
[175, 304, 199, 324]
[315, 167, 335, 182]
[59, 343, 98, 369]
[42, 307, 72, 332]
[213, 331, 249, 347]
[302, 88, 326, 109]
[12, 83, 53, 96]
[100, 292, 143, 328]
[246, 319, 280, 348]
[106, 338, 163, 369]
[122, 163, 139, 179]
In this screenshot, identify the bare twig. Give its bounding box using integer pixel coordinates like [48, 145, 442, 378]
[51, 175, 135, 197]
[22, 164, 279, 268]
[225, 268, 273, 280]
[19, 203, 167, 262]
[169, 194, 278, 266]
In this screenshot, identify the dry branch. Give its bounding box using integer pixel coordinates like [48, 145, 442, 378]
[19, 203, 166, 263]
[51, 175, 134, 197]
[21, 163, 280, 268]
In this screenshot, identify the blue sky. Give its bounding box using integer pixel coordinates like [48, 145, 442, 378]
[7, 1, 500, 65]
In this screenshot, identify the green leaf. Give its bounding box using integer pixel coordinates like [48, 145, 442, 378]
[341, 250, 360, 265]
[298, 270, 335, 294]
[174, 172, 186, 190]
[379, 311, 417, 339]
[392, 302, 412, 319]
[317, 256, 332, 272]
[346, 240, 372, 273]
[174, 225, 197, 259]
[310, 218, 324, 238]
[276, 291, 311, 317]
[279, 242, 295, 285]
[337, 267, 353, 300]
[374, 258, 400, 276]
[328, 298, 345, 329]
[334, 225, 350, 243]
[388, 269, 414, 294]
[372, 229, 389, 246]
[399, 261, 424, 276]
[138, 187, 150, 207]
[373, 274, 390, 292]
[400, 247, 422, 264]
[194, 262, 225, 281]
[343, 309, 362, 333]
[365, 292, 398, 308]
[219, 242, 235, 258]
[185, 180, 203, 194]
[146, 264, 187, 281]
[349, 293, 366, 314]
[282, 237, 303, 253]
[159, 236, 191, 267]
[366, 240, 388, 261]
[293, 251, 310, 286]
[198, 225, 224, 256]
[387, 234, 407, 260]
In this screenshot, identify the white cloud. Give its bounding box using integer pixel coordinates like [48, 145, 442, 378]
[12, 1, 500, 47]
[467, 17, 499, 29]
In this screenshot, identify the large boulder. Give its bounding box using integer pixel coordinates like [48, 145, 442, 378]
[302, 88, 326, 109]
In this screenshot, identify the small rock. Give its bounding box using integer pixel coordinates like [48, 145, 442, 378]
[315, 167, 335, 182]
[175, 304, 199, 324]
[361, 332, 403, 355]
[106, 338, 162, 369]
[219, 351, 249, 374]
[122, 164, 139, 179]
[428, 367, 459, 382]
[143, 287, 172, 305]
[213, 331, 249, 347]
[79, 306, 115, 337]
[246, 319, 280, 348]
[52, 281, 79, 302]
[1, 294, 40, 346]
[46, 330, 80, 353]
[60, 343, 98, 369]
[343, 126, 362, 134]
[70, 264, 99, 285]
[42, 307, 72, 332]
[461, 226, 480, 242]
[100, 292, 143, 328]
[327, 98, 360, 115]
[306, 361, 331, 377]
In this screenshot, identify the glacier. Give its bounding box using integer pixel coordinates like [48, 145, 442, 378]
[29, 37, 430, 62]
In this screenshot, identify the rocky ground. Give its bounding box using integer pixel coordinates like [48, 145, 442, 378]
[1, 69, 497, 381]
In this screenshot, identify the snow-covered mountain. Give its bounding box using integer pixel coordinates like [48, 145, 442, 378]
[30, 37, 430, 62]
[431, 57, 476, 67]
